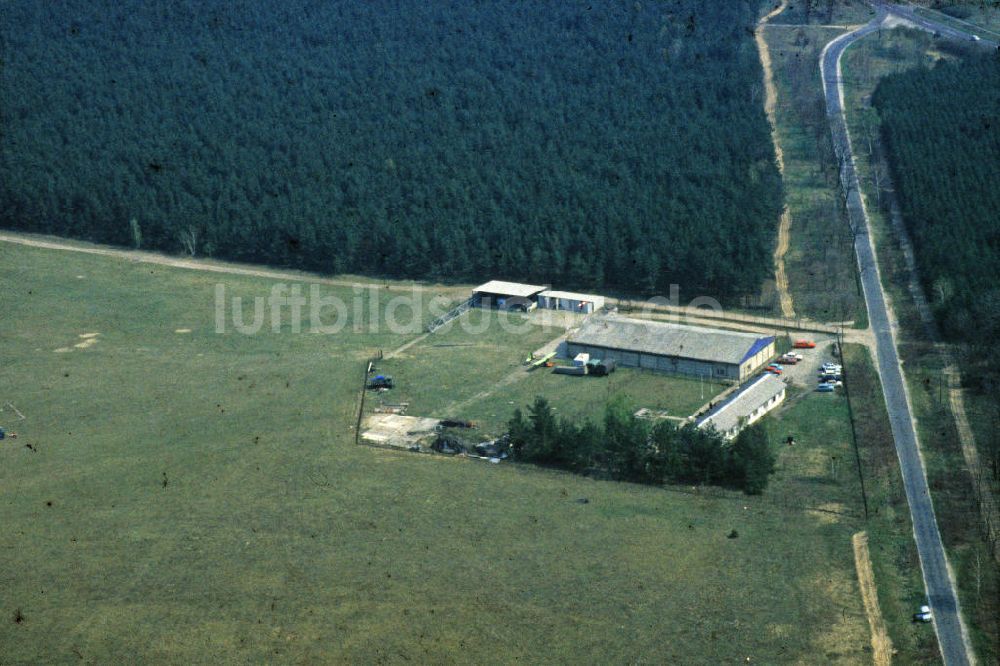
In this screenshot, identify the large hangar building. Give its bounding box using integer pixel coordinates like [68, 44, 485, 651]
[566, 316, 775, 383]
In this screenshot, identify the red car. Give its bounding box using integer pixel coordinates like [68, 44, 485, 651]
[792, 340, 816, 349]
[765, 366, 782, 375]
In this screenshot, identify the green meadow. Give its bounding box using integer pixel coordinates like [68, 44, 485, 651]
[0, 240, 900, 663]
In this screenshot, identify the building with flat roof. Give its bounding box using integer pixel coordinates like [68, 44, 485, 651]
[566, 316, 775, 382]
[537, 290, 605, 314]
[471, 280, 548, 310]
[695, 373, 786, 439]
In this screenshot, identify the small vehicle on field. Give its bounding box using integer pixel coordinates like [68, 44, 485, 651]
[367, 375, 394, 390]
[816, 383, 835, 393]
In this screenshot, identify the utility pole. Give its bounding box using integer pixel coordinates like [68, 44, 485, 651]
[839, 327, 870, 519]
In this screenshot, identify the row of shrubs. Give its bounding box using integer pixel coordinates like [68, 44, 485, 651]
[508, 397, 776, 495]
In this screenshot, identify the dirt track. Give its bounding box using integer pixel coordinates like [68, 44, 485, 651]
[853, 531, 894, 665]
[756, 0, 796, 319]
[0, 232, 467, 296]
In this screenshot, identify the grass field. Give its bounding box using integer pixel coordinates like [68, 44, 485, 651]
[840, 29, 1000, 663]
[378, 321, 726, 436]
[0, 240, 893, 663]
[764, 23, 868, 324]
[770, 0, 874, 26]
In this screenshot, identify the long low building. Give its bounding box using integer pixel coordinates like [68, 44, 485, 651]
[537, 290, 605, 314]
[566, 316, 775, 383]
[695, 373, 787, 439]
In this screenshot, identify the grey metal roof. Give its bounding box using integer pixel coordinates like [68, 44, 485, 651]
[472, 280, 548, 298]
[696, 373, 786, 435]
[568, 316, 772, 365]
[539, 289, 605, 303]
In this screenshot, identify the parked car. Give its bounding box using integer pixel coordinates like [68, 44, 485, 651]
[822, 363, 842, 372]
[366, 375, 394, 390]
[816, 383, 835, 393]
[765, 367, 782, 375]
[793, 339, 816, 349]
[778, 355, 799, 365]
[913, 605, 932, 623]
[768, 363, 783, 371]
[820, 379, 843, 387]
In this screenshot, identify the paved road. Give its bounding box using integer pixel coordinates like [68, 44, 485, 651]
[820, 6, 976, 665]
[880, 0, 1000, 48]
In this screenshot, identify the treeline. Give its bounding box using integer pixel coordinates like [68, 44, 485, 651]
[871, 53, 1000, 389]
[0, 0, 782, 298]
[508, 397, 776, 494]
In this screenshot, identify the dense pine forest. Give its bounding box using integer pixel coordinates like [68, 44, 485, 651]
[0, 0, 781, 298]
[871, 54, 1000, 385]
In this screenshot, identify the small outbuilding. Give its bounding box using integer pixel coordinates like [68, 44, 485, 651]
[537, 290, 605, 314]
[472, 280, 548, 311]
[695, 373, 787, 440]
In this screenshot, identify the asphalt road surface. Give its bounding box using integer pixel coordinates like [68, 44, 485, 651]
[820, 4, 982, 664]
[881, 1, 1000, 49]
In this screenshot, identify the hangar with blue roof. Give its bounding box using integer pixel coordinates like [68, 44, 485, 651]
[566, 316, 775, 383]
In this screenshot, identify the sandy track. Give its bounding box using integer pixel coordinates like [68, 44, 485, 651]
[756, 0, 796, 319]
[946, 366, 1000, 563]
[853, 531, 894, 665]
[0, 232, 465, 295]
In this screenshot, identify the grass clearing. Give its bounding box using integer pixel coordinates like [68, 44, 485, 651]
[764, 24, 868, 324]
[380, 323, 725, 435]
[0, 240, 892, 663]
[764, 384, 865, 516]
[770, 0, 875, 26]
[372, 308, 564, 420]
